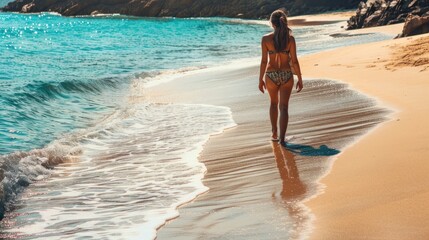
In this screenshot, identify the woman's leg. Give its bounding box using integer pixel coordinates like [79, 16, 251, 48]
[278, 78, 294, 143]
[266, 77, 280, 140]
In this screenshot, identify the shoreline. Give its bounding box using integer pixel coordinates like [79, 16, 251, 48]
[288, 10, 354, 26]
[147, 68, 391, 239]
[4, 9, 428, 239]
[146, 54, 391, 240]
[148, 12, 429, 240]
[301, 33, 429, 239]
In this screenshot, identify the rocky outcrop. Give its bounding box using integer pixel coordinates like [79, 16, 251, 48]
[347, 0, 429, 29]
[398, 14, 429, 37]
[1, 0, 361, 18]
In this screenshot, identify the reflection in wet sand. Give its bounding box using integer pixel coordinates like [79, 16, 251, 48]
[156, 79, 391, 240]
[271, 141, 339, 239]
[272, 142, 306, 199]
[272, 142, 308, 239]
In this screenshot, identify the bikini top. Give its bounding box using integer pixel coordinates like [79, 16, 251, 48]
[268, 49, 291, 69]
[268, 49, 289, 54]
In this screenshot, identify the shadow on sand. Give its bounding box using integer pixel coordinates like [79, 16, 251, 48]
[282, 142, 340, 156]
[271, 141, 339, 201]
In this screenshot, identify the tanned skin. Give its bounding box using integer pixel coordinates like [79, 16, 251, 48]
[259, 32, 303, 144]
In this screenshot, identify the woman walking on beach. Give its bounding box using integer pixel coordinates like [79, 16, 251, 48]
[259, 9, 303, 145]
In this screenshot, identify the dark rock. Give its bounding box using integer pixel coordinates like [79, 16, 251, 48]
[1, 0, 362, 18]
[347, 0, 429, 30]
[364, 10, 383, 27]
[398, 14, 429, 37]
[17, 178, 30, 187]
[0, 202, 4, 220]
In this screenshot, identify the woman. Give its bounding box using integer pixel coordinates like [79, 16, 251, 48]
[259, 9, 303, 145]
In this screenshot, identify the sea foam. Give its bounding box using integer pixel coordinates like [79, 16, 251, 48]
[1, 101, 236, 239]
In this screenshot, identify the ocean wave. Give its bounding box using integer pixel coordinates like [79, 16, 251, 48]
[0, 138, 82, 218]
[0, 101, 236, 239]
[134, 66, 207, 88]
[5, 77, 123, 105]
[6, 67, 206, 106]
[0, 104, 127, 218]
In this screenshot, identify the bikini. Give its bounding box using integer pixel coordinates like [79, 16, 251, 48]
[266, 49, 293, 86]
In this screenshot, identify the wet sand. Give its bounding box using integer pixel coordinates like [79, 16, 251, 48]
[146, 68, 389, 238]
[148, 13, 429, 239]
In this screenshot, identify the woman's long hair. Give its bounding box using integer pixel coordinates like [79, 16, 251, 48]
[270, 9, 291, 52]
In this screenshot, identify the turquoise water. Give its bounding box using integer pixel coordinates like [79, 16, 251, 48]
[0, 12, 390, 155]
[0, 12, 393, 239]
[0, 13, 266, 155]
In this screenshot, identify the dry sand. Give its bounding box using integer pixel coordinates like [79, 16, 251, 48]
[147, 11, 429, 239]
[302, 33, 429, 240]
[288, 11, 355, 26]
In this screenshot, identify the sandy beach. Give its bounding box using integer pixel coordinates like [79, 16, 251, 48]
[288, 10, 354, 26]
[2, 5, 428, 239]
[302, 32, 429, 239]
[145, 13, 429, 239]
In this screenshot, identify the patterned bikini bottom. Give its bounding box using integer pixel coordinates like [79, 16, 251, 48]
[266, 70, 293, 86]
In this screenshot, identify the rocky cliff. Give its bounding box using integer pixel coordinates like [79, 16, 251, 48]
[1, 0, 361, 18]
[347, 0, 429, 29]
[398, 14, 429, 36]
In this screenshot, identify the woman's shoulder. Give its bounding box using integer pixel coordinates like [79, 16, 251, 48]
[263, 32, 274, 38]
[288, 35, 296, 45]
[262, 32, 274, 41]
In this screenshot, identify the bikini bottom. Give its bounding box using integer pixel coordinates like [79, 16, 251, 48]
[266, 70, 293, 86]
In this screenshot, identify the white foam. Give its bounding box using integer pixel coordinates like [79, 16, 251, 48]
[141, 58, 259, 89]
[1, 102, 236, 239]
[0, 138, 84, 213]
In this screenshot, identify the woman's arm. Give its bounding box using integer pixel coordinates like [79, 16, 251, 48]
[259, 36, 268, 93]
[289, 36, 303, 92]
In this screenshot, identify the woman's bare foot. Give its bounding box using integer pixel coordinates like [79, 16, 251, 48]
[271, 131, 278, 141]
[279, 136, 294, 146]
